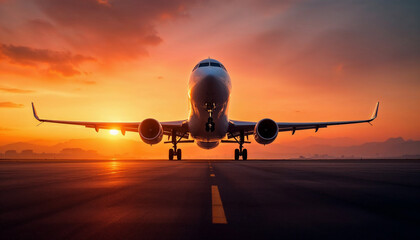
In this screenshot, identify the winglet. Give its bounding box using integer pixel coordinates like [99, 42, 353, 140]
[370, 102, 379, 121]
[31, 102, 42, 121]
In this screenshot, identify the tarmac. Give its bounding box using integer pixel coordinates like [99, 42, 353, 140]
[1, 159, 420, 240]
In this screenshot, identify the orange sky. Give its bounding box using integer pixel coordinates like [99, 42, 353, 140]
[0, 0, 419, 157]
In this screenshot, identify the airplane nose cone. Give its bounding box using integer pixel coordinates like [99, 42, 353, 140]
[191, 74, 230, 105]
[201, 74, 222, 88]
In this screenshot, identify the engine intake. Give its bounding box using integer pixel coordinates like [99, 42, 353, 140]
[139, 118, 163, 145]
[254, 118, 278, 144]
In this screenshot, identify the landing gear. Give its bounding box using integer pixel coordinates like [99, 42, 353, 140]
[224, 130, 249, 160]
[169, 145, 181, 160]
[167, 129, 192, 160]
[176, 149, 182, 160]
[205, 118, 215, 132]
[205, 102, 216, 132]
[242, 148, 247, 160]
[169, 149, 174, 160]
[169, 148, 182, 160]
[234, 147, 247, 160]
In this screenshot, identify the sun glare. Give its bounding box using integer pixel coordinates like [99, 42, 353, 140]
[109, 129, 119, 135]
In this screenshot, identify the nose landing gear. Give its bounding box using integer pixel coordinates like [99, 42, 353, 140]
[205, 102, 216, 132]
[206, 118, 215, 132]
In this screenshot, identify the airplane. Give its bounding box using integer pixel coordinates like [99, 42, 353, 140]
[31, 58, 379, 160]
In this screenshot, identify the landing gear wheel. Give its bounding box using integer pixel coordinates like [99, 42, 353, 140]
[242, 149, 248, 160]
[234, 149, 239, 160]
[176, 149, 182, 160]
[169, 149, 174, 160]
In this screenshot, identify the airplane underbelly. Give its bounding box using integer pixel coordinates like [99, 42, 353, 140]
[188, 74, 230, 145]
[189, 112, 228, 141]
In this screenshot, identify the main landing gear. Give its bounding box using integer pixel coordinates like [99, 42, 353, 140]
[167, 129, 194, 160]
[234, 146, 247, 161]
[169, 148, 181, 161]
[169, 129, 182, 160]
[221, 130, 250, 160]
[205, 102, 215, 132]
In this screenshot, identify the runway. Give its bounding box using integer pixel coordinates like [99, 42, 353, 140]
[1, 159, 420, 240]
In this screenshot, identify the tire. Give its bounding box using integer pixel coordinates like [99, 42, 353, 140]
[242, 149, 248, 160]
[234, 149, 239, 160]
[176, 149, 182, 160]
[169, 149, 174, 160]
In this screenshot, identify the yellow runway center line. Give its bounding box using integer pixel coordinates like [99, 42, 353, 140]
[210, 173, 215, 177]
[211, 185, 228, 224]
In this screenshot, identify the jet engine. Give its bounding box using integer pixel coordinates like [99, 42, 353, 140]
[254, 118, 278, 144]
[139, 118, 163, 145]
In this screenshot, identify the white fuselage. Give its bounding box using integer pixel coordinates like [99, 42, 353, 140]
[187, 62, 231, 149]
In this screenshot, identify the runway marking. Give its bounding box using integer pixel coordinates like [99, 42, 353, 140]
[211, 185, 227, 224]
[210, 173, 215, 177]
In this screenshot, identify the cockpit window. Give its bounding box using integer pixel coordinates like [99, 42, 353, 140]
[210, 62, 221, 67]
[192, 61, 228, 72]
[199, 62, 209, 67]
[192, 64, 199, 72]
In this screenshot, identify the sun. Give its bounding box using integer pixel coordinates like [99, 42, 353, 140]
[109, 129, 119, 135]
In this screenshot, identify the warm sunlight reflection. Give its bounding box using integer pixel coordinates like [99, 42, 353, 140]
[109, 160, 119, 174]
[109, 129, 119, 135]
[102, 160, 125, 187]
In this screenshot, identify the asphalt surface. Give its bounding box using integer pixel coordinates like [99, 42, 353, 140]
[1, 159, 420, 240]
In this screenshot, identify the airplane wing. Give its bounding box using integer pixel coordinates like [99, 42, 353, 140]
[31, 103, 188, 136]
[227, 102, 379, 138]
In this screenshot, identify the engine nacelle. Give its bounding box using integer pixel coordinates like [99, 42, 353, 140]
[254, 118, 278, 145]
[139, 118, 163, 145]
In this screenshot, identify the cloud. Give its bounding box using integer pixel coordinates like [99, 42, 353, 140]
[0, 87, 34, 93]
[0, 0, 200, 61]
[0, 102, 24, 108]
[242, 0, 420, 80]
[0, 44, 95, 76]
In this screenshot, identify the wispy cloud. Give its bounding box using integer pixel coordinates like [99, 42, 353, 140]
[0, 87, 34, 93]
[0, 44, 95, 77]
[0, 102, 24, 108]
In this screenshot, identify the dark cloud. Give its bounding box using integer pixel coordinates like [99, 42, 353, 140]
[28, 0, 199, 60]
[0, 0, 201, 78]
[0, 102, 24, 108]
[0, 87, 34, 93]
[0, 44, 95, 76]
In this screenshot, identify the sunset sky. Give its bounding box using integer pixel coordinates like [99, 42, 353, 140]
[1, 0, 419, 158]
